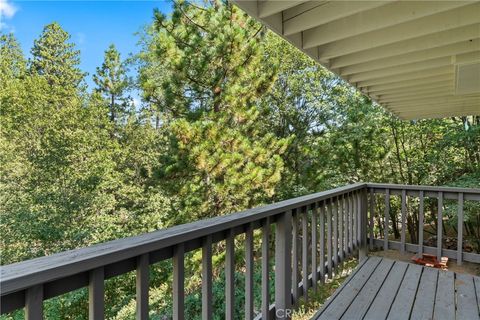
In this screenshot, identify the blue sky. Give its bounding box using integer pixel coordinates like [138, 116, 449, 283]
[0, 0, 172, 90]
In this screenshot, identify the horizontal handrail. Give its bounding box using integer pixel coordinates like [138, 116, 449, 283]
[367, 183, 480, 201]
[367, 183, 480, 194]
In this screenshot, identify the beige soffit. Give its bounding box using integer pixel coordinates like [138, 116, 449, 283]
[232, 0, 480, 120]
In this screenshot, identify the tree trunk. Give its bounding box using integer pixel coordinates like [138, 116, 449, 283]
[110, 94, 116, 123]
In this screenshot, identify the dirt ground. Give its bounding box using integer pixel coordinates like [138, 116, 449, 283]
[369, 249, 480, 276]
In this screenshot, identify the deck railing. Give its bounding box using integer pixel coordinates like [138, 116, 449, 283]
[368, 183, 480, 265]
[1, 183, 479, 319]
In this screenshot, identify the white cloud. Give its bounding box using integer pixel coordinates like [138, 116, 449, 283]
[0, 0, 17, 19]
[0, 0, 17, 32]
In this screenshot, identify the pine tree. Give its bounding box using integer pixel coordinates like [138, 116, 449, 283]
[30, 22, 84, 90]
[150, 0, 277, 117]
[93, 44, 130, 124]
[140, 0, 290, 221]
[0, 33, 26, 83]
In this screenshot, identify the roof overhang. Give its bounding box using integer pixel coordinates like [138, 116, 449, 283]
[232, 0, 480, 120]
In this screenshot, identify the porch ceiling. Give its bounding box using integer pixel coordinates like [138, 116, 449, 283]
[232, 0, 480, 120]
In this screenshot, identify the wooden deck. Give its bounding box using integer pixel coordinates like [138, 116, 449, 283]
[313, 256, 480, 320]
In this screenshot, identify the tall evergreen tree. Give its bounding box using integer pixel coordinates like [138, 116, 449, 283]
[93, 44, 130, 124]
[151, 0, 277, 117]
[30, 22, 84, 90]
[140, 0, 290, 221]
[0, 33, 26, 83]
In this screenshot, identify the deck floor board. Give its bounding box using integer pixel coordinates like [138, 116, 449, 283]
[316, 257, 381, 320]
[363, 261, 408, 320]
[386, 263, 422, 320]
[410, 266, 438, 320]
[341, 259, 394, 320]
[456, 273, 480, 320]
[313, 257, 480, 320]
[433, 270, 455, 320]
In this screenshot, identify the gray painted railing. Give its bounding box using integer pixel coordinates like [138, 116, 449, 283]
[0, 183, 367, 319]
[1, 183, 479, 319]
[367, 183, 480, 265]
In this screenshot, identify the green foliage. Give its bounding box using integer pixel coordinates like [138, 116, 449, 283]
[30, 22, 85, 92]
[150, 0, 276, 117]
[161, 111, 289, 221]
[0, 72, 115, 262]
[0, 33, 26, 83]
[93, 44, 131, 124]
[1, 1, 479, 319]
[143, 1, 290, 221]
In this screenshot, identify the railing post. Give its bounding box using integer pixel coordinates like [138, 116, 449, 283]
[89, 267, 104, 320]
[25, 285, 43, 320]
[319, 202, 325, 284]
[384, 189, 390, 251]
[311, 203, 318, 293]
[437, 192, 443, 261]
[136, 254, 149, 320]
[261, 217, 271, 320]
[225, 230, 235, 320]
[301, 206, 309, 301]
[173, 243, 185, 320]
[358, 188, 368, 262]
[401, 189, 407, 254]
[369, 189, 374, 250]
[202, 236, 213, 319]
[275, 210, 292, 319]
[457, 193, 464, 265]
[245, 223, 254, 319]
[418, 190, 424, 256]
[291, 210, 299, 305]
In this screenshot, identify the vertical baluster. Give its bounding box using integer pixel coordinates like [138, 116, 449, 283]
[359, 189, 368, 261]
[357, 191, 362, 249]
[173, 244, 185, 320]
[225, 230, 235, 320]
[319, 202, 325, 284]
[245, 223, 254, 319]
[332, 198, 338, 274]
[202, 236, 213, 320]
[343, 195, 348, 258]
[327, 199, 332, 279]
[401, 189, 407, 254]
[457, 193, 464, 265]
[25, 285, 43, 320]
[369, 189, 375, 250]
[89, 267, 104, 320]
[357, 190, 367, 247]
[136, 254, 149, 320]
[339, 195, 344, 267]
[352, 192, 357, 250]
[348, 193, 353, 255]
[384, 189, 390, 251]
[292, 210, 299, 305]
[311, 203, 318, 292]
[301, 206, 308, 301]
[275, 210, 292, 320]
[437, 192, 443, 260]
[261, 217, 270, 320]
[418, 190, 424, 256]
[357, 192, 362, 249]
